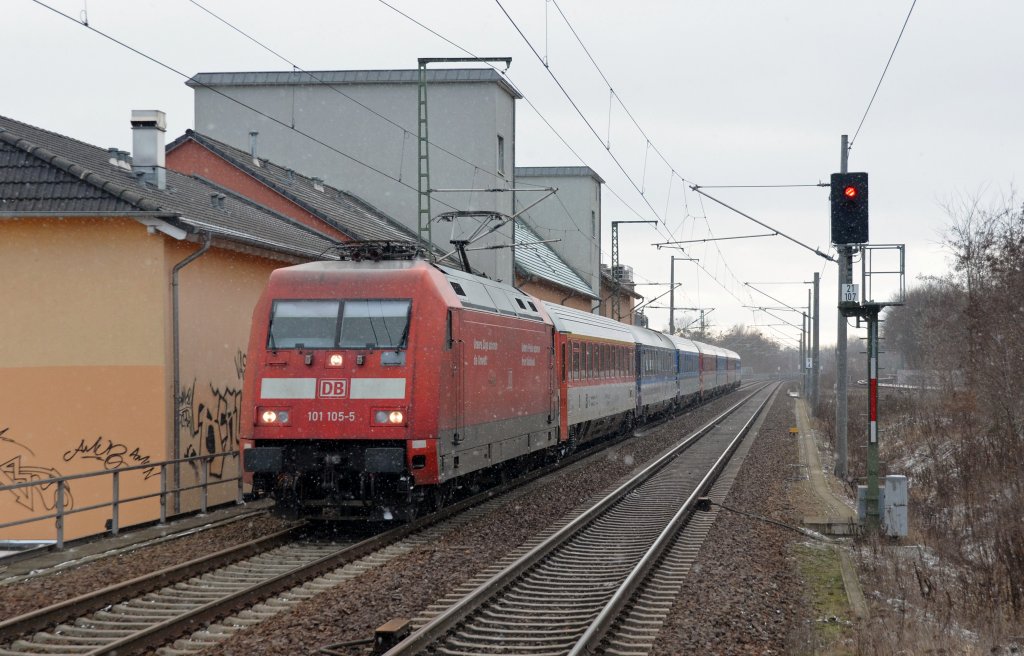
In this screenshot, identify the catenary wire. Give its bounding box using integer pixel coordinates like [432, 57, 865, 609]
[29, 0, 462, 215]
[377, 0, 808, 333]
[195, 0, 681, 313]
[493, 0, 673, 230]
[187, 0, 508, 185]
[850, 0, 918, 147]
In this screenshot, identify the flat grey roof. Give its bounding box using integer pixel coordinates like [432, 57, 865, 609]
[515, 166, 604, 184]
[188, 69, 522, 100]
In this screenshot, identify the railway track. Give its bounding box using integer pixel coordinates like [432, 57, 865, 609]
[0, 446, 598, 655]
[0, 387, 759, 656]
[383, 382, 778, 656]
[0, 505, 275, 585]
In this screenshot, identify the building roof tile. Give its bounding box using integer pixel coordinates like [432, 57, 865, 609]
[514, 220, 596, 299]
[0, 115, 339, 259]
[167, 130, 420, 244]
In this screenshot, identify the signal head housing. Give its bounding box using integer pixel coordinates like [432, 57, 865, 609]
[830, 172, 869, 244]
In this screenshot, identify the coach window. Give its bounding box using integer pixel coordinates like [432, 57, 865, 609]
[571, 342, 580, 381]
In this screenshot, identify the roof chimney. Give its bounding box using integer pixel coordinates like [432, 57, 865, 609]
[249, 131, 259, 166]
[312, 177, 324, 192]
[131, 110, 166, 189]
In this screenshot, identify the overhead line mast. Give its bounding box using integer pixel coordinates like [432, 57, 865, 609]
[417, 57, 511, 252]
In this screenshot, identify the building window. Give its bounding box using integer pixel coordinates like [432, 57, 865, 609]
[497, 135, 505, 175]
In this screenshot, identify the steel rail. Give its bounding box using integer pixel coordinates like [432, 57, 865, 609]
[569, 383, 778, 655]
[380, 383, 772, 655]
[0, 524, 304, 644]
[0, 421, 634, 655]
[2, 386, 751, 656]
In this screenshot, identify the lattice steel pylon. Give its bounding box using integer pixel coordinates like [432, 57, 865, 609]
[416, 57, 511, 254]
[417, 61, 432, 250]
[610, 220, 655, 322]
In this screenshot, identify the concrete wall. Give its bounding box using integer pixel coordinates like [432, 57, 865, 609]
[193, 79, 517, 283]
[0, 218, 168, 540]
[598, 278, 639, 324]
[515, 170, 601, 305]
[168, 240, 281, 512]
[518, 277, 593, 313]
[0, 217, 288, 541]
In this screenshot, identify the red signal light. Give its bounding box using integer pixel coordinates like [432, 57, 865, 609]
[843, 185, 858, 199]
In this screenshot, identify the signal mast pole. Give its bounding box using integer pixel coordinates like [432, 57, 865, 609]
[835, 135, 851, 479]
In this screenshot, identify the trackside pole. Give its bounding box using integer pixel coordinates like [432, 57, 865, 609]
[865, 307, 881, 529]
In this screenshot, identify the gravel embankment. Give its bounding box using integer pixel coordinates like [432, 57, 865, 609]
[192, 390, 770, 656]
[651, 383, 808, 655]
[0, 513, 294, 620]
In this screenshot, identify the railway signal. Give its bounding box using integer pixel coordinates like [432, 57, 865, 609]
[830, 172, 869, 244]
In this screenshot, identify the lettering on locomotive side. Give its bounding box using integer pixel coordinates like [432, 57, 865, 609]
[318, 379, 348, 398]
[521, 357, 536, 366]
[521, 344, 541, 353]
[473, 340, 498, 351]
[473, 355, 489, 366]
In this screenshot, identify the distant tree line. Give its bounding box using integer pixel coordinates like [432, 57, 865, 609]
[688, 324, 799, 375]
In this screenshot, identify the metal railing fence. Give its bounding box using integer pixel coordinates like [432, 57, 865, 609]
[0, 451, 243, 549]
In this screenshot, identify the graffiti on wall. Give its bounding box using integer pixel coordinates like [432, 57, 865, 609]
[61, 437, 158, 479]
[1, 426, 74, 513]
[234, 350, 247, 382]
[177, 350, 246, 479]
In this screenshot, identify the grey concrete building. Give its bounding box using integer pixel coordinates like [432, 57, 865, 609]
[188, 69, 520, 282]
[514, 166, 603, 308]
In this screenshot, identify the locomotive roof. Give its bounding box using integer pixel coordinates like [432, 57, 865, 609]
[439, 265, 547, 322]
[541, 302, 636, 342]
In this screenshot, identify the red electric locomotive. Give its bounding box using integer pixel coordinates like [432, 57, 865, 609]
[240, 244, 560, 520]
[241, 243, 741, 520]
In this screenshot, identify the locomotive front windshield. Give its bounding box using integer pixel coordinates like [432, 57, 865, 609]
[267, 299, 411, 349]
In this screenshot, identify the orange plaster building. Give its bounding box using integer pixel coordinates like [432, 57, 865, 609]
[0, 113, 409, 542]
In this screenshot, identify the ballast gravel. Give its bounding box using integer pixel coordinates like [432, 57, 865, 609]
[0, 513, 294, 620]
[1, 385, 813, 655]
[650, 384, 808, 655]
[194, 387, 809, 656]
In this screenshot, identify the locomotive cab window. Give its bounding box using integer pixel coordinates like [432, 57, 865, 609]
[268, 299, 411, 350]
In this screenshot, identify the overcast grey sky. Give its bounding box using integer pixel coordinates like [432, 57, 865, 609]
[6, 1, 1022, 347]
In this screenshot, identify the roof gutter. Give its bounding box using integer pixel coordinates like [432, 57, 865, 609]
[171, 232, 212, 513]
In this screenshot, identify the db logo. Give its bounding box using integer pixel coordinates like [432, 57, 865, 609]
[318, 379, 348, 398]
